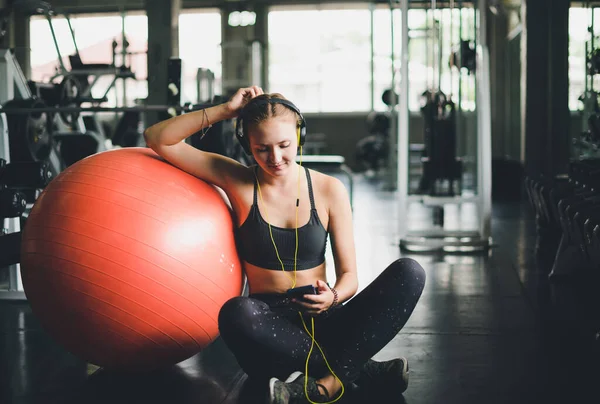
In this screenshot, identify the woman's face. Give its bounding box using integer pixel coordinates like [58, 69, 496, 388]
[248, 115, 298, 177]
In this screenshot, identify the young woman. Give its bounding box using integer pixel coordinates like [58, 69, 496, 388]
[144, 86, 426, 404]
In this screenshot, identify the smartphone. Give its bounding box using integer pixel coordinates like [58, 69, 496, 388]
[286, 285, 318, 299]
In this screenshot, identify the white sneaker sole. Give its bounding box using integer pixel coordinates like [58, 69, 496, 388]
[268, 371, 304, 403]
[268, 377, 278, 403]
[399, 357, 409, 391]
[285, 371, 304, 383]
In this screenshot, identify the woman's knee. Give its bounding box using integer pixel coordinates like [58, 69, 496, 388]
[218, 296, 266, 337]
[399, 258, 426, 281]
[383, 258, 427, 293]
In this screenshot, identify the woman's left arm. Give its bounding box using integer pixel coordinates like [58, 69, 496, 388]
[326, 177, 358, 304]
[294, 176, 358, 315]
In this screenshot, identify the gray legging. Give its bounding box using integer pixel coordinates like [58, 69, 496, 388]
[218, 258, 426, 384]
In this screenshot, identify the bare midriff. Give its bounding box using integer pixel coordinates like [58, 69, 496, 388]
[244, 261, 327, 294]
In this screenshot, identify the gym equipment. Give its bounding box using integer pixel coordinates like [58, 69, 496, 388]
[20, 147, 243, 370]
[394, 0, 492, 252]
[589, 48, 600, 76]
[0, 113, 24, 299]
[0, 103, 218, 115]
[166, 58, 182, 119]
[381, 88, 398, 107]
[0, 46, 33, 300]
[0, 231, 21, 268]
[355, 134, 388, 173]
[27, 77, 83, 129]
[365, 111, 391, 135]
[580, 112, 600, 152]
[418, 90, 463, 196]
[0, 159, 52, 190]
[34, 3, 137, 105]
[356, 111, 391, 173]
[197, 68, 216, 104]
[449, 40, 476, 74]
[0, 48, 32, 103]
[2, 95, 106, 175]
[55, 75, 83, 128]
[0, 189, 27, 218]
[221, 40, 263, 95]
[0, 7, 9, 44]
[111, 109, 143, 148]
[576, 5, 600, 160]
[1, 98, 245, 167]
[525, 160, 600, 346]
[3, 98, 53, 162]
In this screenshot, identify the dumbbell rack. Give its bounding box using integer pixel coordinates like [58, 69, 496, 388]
[525, 163, 600, 349]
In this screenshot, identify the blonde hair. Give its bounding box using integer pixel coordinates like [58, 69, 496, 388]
[240, 93, 302, 135]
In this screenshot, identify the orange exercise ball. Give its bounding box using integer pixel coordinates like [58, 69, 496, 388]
[20, 147, 243, 370]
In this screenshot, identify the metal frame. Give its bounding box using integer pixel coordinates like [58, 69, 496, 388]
[396, 0, 492, 252]
[0, 112, 25, 301]
[0, 49, 32, 103]
[0, 49, 31, 301]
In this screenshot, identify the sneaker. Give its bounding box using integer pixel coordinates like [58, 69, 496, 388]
[355, 357, 409, 395]
[268, 371, 330, 404]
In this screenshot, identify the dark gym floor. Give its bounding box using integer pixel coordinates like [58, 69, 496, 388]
[1, 175, 599, 404]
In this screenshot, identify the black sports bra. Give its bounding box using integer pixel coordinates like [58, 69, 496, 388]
[236, 167, 328, 271]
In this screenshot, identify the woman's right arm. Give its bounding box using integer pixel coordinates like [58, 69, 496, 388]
[144, 86, 263, 190]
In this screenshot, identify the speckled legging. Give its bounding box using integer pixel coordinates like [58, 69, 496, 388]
[218, 258, 426, 384]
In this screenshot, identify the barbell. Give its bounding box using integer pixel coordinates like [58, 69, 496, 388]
[1, 103, 204, 115]
[1, 98, 212, 163]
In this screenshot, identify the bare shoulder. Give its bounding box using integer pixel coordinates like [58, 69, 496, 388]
[224, 164, 256, 201]
[306, 169, 350, 207]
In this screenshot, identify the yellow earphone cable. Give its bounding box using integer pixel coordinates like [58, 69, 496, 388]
[254, 127, 344, 404]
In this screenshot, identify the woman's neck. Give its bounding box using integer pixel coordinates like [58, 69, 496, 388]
[256, 162, 303, 190]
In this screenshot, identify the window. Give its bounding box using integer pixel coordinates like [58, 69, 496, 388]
[372, 7, 400, 112]
[30, 12, 148, 106]
[178, 9, 222, 104]
[269, 4, 475, 113]
[400, 7, 477, 112]
[268, 4, 371, 113]
[569, 7, 594, 112]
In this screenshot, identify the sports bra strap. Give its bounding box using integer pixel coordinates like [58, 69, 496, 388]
[304, 167, 316, 210]
[252, 166, 258, 206]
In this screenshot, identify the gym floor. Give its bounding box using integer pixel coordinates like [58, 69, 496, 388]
[1, 175, 599, 404]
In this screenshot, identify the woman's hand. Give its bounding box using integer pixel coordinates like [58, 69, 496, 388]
[292, 280, 335, 316]
[226, 86, 264, 118]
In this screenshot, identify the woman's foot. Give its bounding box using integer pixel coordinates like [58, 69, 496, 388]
[355, 357, 409, 396]
[268, 371, 332, 404]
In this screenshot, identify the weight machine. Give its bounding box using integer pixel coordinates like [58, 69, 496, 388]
[576, 2, 600, 159]
[197, 67, 216, 104]
[393, 0, 492, 252]
[221, 39, 263, 96]
[0, 47, 34, 300]
[41, 5, 137, 106]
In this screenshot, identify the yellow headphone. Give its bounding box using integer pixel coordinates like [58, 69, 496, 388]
[254, 136, 345, 403]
